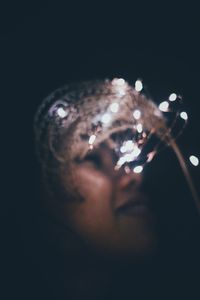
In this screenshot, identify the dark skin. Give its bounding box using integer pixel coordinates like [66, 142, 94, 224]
[41, 142, 159, 299]
[34, 81, 200, 298]
[53, 142, 157, 260]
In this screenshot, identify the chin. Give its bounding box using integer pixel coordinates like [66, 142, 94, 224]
[114, 235, 156, 261]
[87, 229, 157, 263]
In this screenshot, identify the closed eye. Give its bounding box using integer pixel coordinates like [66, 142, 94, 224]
[74, 143, 118, 170]
[83, 152, 102, 168]
[74, 151, 103, 169]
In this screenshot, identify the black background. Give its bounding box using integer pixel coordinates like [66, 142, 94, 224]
[1, 2, 200, 299]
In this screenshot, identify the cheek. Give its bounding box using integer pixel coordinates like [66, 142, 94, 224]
[65, 166, 115, 238]
[74, 166, 112, 202]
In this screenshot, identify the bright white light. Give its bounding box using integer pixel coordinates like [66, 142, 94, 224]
[132, 146, 141, 157]
[135, 80, 143, 92]
[57, 107, 68, 118]
[88, 135, 96, 145]
[120, 141, 141, 157]
[117, 78, 125, 85]
[117, 156, 126, 167]
[180, 111, 188, 121]
[110, 102, 119, 113]
[117, 146, 141, 166]
[112, 78, 125, 86]
[158, 101, 169, 112]
[101, 113, 111, 124]
[136, 123, 143, 133]
[125, 153, 135, 162]
[120, 146, 126, 153]
[133, 166, 143, 173]
[117, 89, 126, 97]
[169, 93, 177, 102]
[133, 109, 141, 120]
[112, 78, 126, 96]
[120, 140, 134, 153]
[189, 155, 199, 166]
[122, 150, 140, 163]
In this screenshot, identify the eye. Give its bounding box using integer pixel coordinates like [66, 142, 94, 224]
[83, 152, 102, 168]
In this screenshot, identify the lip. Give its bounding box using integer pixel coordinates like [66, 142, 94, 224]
[114, 192, 151, 217]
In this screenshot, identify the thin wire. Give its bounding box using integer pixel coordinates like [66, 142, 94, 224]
[168, 136, 200, 215]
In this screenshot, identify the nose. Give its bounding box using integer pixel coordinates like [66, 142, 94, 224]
[117, 169, 142, 191]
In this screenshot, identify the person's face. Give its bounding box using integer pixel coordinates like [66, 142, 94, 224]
[57, 141, 157, 259]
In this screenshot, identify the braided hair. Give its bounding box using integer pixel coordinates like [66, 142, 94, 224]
[33, 79, 121, 198]
[34, 78, 165, 201]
